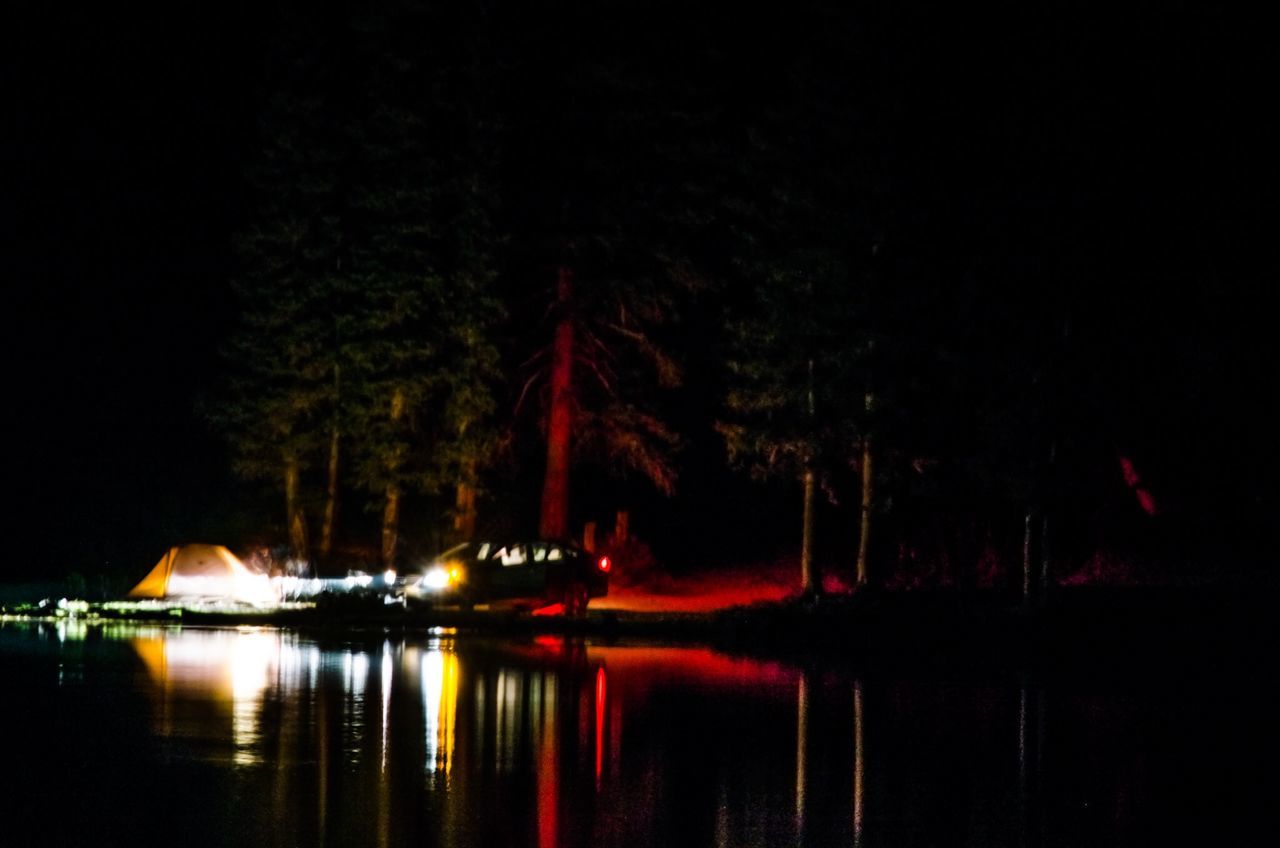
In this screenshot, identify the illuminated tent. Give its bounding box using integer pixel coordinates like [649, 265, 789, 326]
[127, 544, 277, 605]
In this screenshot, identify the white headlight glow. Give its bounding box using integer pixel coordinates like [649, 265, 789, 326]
[422, 566, 451, 590]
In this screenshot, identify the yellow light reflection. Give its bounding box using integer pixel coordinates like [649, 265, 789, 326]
[422, 648, 459, 774]
[538, 670, 558, 848]
[853, 680, 865, 848]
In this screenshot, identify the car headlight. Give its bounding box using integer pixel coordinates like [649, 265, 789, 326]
[422, 566, 451, 589]
[417, 561, 465, 591]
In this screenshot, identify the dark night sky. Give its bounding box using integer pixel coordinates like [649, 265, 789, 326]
[8, 2, 263, 577]
[5, 1, 1277, 582]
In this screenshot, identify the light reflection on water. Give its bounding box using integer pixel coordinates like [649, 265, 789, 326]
[422, 645, 459, 774]
[1, 619, 1271, 847]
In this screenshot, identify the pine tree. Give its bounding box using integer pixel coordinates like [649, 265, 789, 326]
[342, 0, 503, 565]
[213, 86, 345, 562]
[217, 2, 503, 566]
[523, 260, 685, 541]
[501, 23, 699, 542]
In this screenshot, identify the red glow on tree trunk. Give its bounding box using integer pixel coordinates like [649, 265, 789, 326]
[1117, 454, 1158, 515]
[1118, 455, 1141, 487]
[539, 266, 575, 540]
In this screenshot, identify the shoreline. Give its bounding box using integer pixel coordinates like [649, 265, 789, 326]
[5, 586, 1276, 675]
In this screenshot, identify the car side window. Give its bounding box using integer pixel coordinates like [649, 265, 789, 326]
[547, 545, 563, 562]
[532, 543, 548, 563]
[476, 542, 490, 560]
[498, 545, 527, 566]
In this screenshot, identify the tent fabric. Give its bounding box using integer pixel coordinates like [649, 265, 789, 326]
[128, 548, 178, 599]
[127, 544, 277, 605]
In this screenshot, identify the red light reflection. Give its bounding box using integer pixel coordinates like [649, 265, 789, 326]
[595, 667, 606, 788]
[584, 645, 798, 690]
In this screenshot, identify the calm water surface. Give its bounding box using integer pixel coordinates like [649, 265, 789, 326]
[0, 620, 1271, 847]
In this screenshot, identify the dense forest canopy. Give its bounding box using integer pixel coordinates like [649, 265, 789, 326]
[7, 0, 1277, 587]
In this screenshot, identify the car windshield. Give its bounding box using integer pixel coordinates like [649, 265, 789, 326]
[430, 540, 579, 565]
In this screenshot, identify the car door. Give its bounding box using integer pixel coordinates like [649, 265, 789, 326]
[486, 543, 547, 601]
[541, 543, 577, 591]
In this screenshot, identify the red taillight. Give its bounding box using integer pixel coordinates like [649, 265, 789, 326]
[597, 556, 611, 573]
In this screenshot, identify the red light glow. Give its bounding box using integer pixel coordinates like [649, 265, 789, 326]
[1118, 454, 1159, 516]
[589, 560, 848, 614]
[1118, 456, 1140, 487]
[597, 556, 611, 573]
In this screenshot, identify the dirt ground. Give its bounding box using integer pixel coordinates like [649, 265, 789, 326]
[591, 561, 854, 613]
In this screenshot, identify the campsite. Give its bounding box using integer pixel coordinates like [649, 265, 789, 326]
[7, 1, 1278, 845]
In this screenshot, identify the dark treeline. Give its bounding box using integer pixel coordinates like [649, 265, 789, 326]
[12, 1, 1272, 588]
[209, 0, 1276, 589]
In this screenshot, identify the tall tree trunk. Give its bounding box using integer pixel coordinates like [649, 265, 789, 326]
[539, 265, 574, 540]
[855, 433, 873, 587]
[1024, 439, 1057, 609]
[453, 459, 478, 542]
[319, 425, 340, 562]
[1022, 509, 1036, 606]
[284, 454, 308, 561]
[613, 509, 629, 547]
[801, 468, 817, 596]
[801, 358, 820, 596]
[319, 363, 341, 563]
[1037, 512, 1051, 606]
[381, 387, 406, 567]
[382, 483, 401, 568]
[1039, 441, 1056, 603]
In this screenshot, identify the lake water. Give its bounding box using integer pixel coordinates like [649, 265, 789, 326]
[0, 619, 1271, 847]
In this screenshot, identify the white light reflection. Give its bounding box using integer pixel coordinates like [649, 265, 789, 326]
[128, 628, 287, 767]
[493, 670, 529, 772]
[380, 644, 393, 772]
[229, 631, 276, 765]
[338, 649, 372, 762]
[309, 646, 320, 690]
[55, 619, 89, 645]
[347, 651, 369, 698]
[424, 651, 443, 768]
